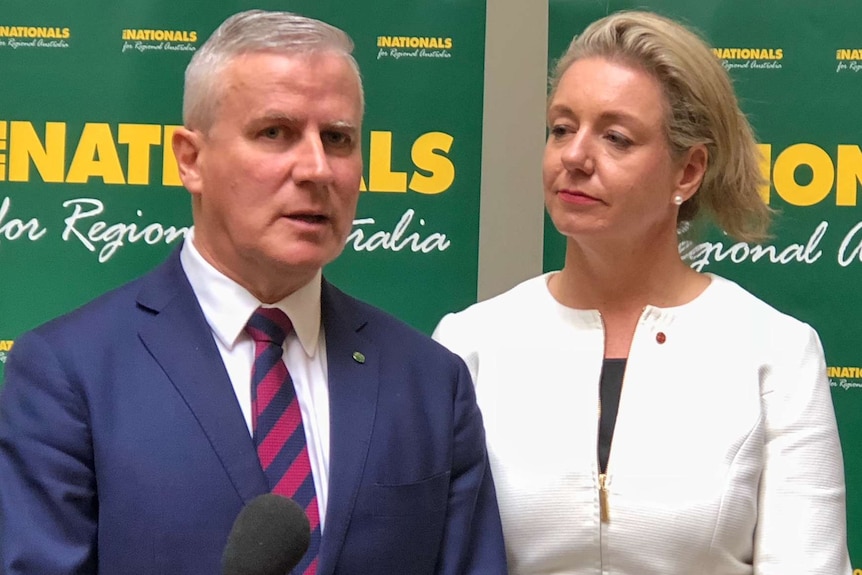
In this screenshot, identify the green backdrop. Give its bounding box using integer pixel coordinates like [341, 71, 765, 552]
[0, 0, 485, 374]
[547, 0, 862, 568]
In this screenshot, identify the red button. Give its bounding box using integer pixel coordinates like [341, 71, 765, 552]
[656, 332, 666, 344]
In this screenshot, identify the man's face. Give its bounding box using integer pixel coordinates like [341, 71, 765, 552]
[175, 50, 363, 302]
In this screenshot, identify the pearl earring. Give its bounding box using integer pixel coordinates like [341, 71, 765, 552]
[672, 195, 684, 206]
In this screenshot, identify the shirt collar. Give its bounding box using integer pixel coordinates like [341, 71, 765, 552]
[179, 228, 322, 357]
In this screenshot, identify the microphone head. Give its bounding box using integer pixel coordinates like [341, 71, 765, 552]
[222, 493, 312, 575]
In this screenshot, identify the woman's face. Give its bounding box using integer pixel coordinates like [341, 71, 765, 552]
[543, 56, 696, 245]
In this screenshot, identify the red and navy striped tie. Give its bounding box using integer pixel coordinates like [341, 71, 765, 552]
[246, 307, 320, 575]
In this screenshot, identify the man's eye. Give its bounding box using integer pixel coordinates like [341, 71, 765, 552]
[262, 126, 282, 139]
[323, 131, 351, 147]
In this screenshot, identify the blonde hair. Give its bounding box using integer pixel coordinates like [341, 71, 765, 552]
[550, 11, 771, 242]
[183, 9, 363, 133]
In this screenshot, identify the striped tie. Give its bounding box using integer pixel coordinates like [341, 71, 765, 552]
[245, 307, 320, 575]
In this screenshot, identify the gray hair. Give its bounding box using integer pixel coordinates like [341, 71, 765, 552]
[183, 9, 363, 132]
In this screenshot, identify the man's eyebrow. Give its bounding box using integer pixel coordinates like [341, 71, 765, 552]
[255, 112, 299, 124]
[250, 114, 358, 132]
[324, 120, 359, 131]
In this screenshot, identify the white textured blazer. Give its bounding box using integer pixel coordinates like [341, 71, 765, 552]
[433, 273, 851, 575]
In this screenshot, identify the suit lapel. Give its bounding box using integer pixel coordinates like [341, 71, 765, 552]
[317, 280, 379, 575]
[136, 250, 268, 505]
[135, 257, 378, 570]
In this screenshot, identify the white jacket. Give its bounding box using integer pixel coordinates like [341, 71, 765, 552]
[433, 273, 851, 575]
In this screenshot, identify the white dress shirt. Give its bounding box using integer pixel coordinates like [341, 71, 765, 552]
[180, 230, 331, 528]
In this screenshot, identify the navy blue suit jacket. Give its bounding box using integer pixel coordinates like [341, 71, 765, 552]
[0, 249, 507, 574]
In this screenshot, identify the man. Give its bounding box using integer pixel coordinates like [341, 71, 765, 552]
[0, 10, 507, 574]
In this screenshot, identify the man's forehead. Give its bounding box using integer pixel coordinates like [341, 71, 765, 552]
[225, 50, 352, 82]
[225, 51, 358, 91]
[225, 49, 354, 75]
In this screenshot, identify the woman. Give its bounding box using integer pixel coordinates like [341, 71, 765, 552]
[433, 10, 851, 575]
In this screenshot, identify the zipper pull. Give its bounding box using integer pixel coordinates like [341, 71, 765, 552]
[599, 473, 610, 523]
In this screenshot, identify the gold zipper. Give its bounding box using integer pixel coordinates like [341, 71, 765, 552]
[599, 473, 610, 523]
[598, 396, 609, 523]
[596, 311, 610, 524]
[595, 308, 645, 526]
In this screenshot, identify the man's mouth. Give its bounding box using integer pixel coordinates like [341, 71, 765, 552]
[288, 213, 328, 224]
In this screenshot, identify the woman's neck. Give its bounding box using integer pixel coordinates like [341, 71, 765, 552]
[549, 232, 709, 314]
[548, 231, 710, 358]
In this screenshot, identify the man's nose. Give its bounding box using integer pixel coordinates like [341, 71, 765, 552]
[293, 132, 335, 184]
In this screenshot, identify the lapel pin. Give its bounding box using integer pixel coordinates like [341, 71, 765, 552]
[352, 351, 366, 364]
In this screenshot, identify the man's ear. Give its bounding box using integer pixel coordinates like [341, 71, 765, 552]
[675, 143, 708, 202]
[172, 127, 204, 195]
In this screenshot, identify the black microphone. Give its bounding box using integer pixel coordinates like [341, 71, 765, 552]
[222, 493, 312, 575]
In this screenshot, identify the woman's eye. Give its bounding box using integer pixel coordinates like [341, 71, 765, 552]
[606, 131, 632, 148]
[550, 124, 573, 138]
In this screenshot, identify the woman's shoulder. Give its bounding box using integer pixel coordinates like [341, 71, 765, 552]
[454, 273, 553, 316]
[432, 273, 556, 344]
[703, 273, 818, 343]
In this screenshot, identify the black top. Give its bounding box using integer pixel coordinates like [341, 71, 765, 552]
[598, 358, 627, 474]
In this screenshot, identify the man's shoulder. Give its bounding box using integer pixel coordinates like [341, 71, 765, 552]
[322, 280, 458, 361]
[22, 255, 177, 344]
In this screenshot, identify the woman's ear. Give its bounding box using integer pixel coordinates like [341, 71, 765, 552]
[675, 143, 708, 201]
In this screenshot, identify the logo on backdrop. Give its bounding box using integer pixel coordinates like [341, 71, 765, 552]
[678, 140, 862, 270]
[0, 119, 457, 261]
[0, 25, 70, 49]
[121, 28, 198, 54]
[375, 35, 453, 60]
[0, 120, 456, 194]
[835, 49, 862, 73]
[713, 47, 783, 71]
[0, 339, 12, 364]
[828, 366, 862, 392]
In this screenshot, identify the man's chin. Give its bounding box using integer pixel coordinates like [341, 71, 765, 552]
[266, 247, 344, 274]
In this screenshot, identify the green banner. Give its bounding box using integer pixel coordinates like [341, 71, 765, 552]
[547, 0, 862, 567]
[0, 0, 486, 377]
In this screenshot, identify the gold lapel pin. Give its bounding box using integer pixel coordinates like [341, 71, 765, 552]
[352, 351, 366, 364]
